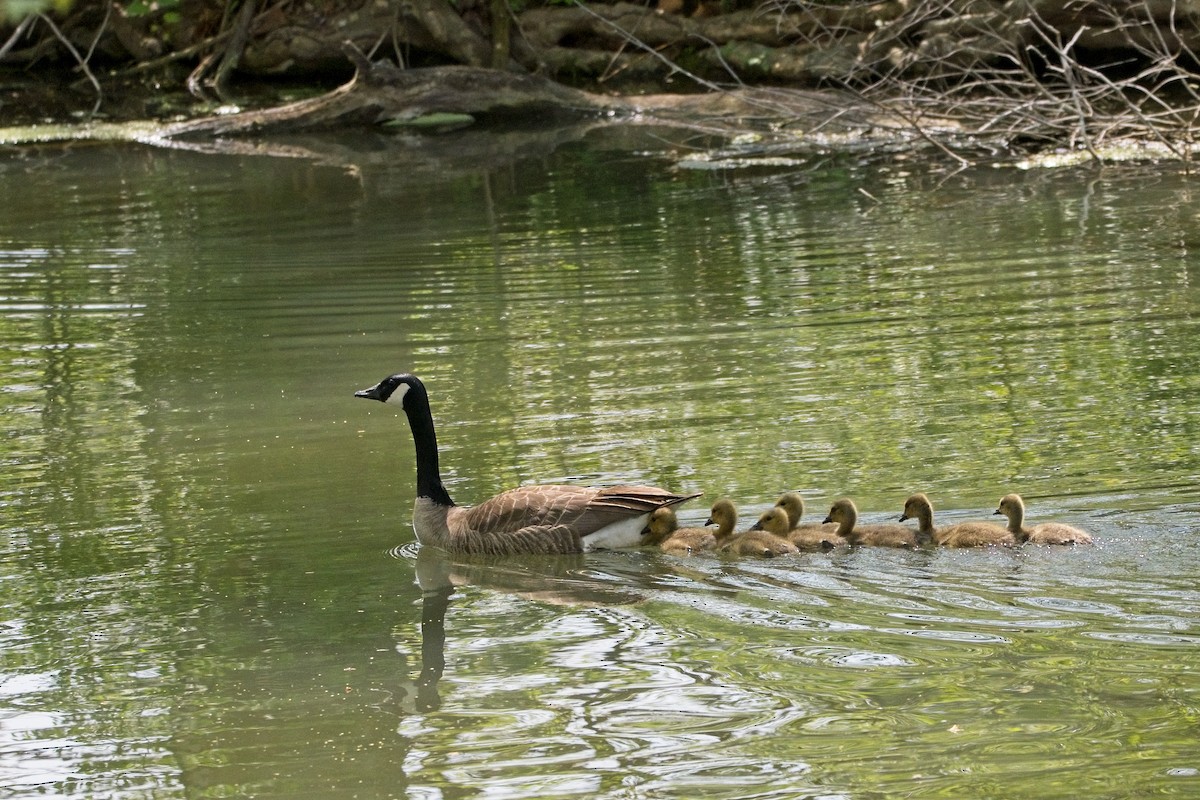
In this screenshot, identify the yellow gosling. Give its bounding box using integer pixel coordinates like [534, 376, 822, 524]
[824, 497, 927, 548]
[774, 492, 846, 550]
[759, 503, 845, 551]
[994, 493, 1094, 545]
[714, 501, 798, 558]
[641, 506, 717, 555]
[706, 498, 739, 542]
[899, 493, 1016, 548]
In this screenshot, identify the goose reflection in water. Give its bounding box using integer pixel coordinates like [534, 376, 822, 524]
[399, 545, 646, 712]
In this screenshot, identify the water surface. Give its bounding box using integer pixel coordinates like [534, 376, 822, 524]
[2, 132, 1199, 798]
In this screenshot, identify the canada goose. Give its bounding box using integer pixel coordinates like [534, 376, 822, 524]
[899, 493, 1016, 548]
[774, 492, 846, 550]
[994, 493, 1094, 545]
[823, 497, 926, 548]
[355, 373, 701, 555]
[641, 506, 717, 555]
[711, 500, 798, 558]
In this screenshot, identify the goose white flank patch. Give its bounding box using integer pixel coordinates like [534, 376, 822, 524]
[355, 372, 701, 555]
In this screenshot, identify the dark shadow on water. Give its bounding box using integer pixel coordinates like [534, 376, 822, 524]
[404, 545, 647, 711]
[414, 585, 452, 712]
[411, 544, 648, 605]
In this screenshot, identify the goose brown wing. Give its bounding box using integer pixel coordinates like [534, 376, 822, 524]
[455, 484, 700, 539]
[589, 485, 701, 512]
[456, 485, 598, 534]
[573, 485, 702, 535]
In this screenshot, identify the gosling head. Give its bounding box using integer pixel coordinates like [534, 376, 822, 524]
[823, 498, 857, 526]
[993, 491, 1022, 515]
[994, 493, 1025, 520]
[705, 498, 738, 536]
[774, 492, 805, 529]
[641, 506, 679, 545]
[900, 492, 932, 523]
[750, 506, 792, 537]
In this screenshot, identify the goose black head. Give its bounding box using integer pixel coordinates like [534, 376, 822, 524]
[354, 372, 425, 407]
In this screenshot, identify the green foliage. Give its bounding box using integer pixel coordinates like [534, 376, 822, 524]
[2, 0, 70, 21]
[123, 0, 180, 17]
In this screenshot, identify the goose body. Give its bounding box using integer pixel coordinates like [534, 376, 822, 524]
[774, 492, 846, 550]
[994, 493, 1094, 545]
[900, 493, 1016, 548]
[823, 497, 925, 548]
[641, 506, 717, 555]
[356, 373, 701, 555]
[710, 499, 798, 558]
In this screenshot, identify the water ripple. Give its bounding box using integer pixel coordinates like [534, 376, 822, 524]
[1086, 631, 1200, 646]
[6, 146, 1200, 800]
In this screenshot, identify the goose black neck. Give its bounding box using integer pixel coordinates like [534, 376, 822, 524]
[405, 382, 456, 508]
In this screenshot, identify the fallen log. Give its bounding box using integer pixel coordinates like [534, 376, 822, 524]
[161, 45, 611, 138]
[158, 42, 897, 141]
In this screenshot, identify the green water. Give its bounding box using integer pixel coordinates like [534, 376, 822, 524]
[2, 133, 1199, 799]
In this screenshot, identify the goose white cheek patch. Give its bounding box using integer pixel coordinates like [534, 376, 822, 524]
[386, 383, 411, 406]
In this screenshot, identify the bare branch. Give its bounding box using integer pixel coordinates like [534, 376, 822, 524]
[36, 13, 103, 116]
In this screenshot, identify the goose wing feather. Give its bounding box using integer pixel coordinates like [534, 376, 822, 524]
[455, 485, 593, 534]
[454, 484, 700, 539]
[589, 485, 702, 513]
